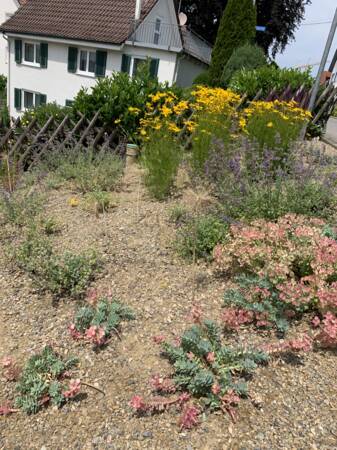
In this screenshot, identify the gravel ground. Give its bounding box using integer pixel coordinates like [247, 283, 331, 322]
[0, 165, 337, 450]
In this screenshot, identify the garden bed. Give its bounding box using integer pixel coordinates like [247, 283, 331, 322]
[1, 164, 337, 449]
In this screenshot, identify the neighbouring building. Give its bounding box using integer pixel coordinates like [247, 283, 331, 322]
[0, 0, 212, 117]
[0, 0, 26, 76]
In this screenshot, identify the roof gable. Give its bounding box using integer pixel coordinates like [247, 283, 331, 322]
[0, 0, 158, 44]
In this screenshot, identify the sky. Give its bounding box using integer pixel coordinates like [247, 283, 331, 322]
[276, 0, 337, 74]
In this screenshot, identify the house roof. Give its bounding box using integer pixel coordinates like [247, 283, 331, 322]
[0, 0, 158, 45]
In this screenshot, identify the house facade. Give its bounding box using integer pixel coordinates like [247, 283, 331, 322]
[0, 0, 25, 76]
[0, 0, 211, 117]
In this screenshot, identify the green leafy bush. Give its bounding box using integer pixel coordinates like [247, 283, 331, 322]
[229, 66, 313, 99]
[0, 191, 43, 227]
[15, 232, 100, 297]
[142, 128, 181, 200]
[21, 102, 71, 127]
[221, 44, 267, 87]
[45, 251, 99, 297]
[176, 215, 228, 260]
[39, 147, 123, 193]
[73, 63, 177, 140]
[193, 71, 211, 86]
[15, 346, 79, 414]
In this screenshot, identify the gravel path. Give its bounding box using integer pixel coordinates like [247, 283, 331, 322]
[0, 165, 336, 450]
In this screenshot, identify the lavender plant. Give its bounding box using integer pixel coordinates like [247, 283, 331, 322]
[205, 138, 336, 221]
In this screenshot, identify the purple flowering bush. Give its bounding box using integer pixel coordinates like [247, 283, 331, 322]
[204, 138, 336, 221]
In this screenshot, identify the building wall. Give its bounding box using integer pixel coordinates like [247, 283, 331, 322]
[0, 0, 18, 76]
[8, 36, 178, 117]
[175, 55, 207, 87]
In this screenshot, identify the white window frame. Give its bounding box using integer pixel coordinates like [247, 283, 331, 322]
[153, 17, 162, 45]
[22, 41, 41, 67]
[19, 90, 45, 111]
[77, 48, 96, 76]
[23, 90, 35, 109]
[129, 56, 146, 77]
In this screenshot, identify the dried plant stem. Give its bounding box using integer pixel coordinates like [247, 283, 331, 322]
[81, 381, 106, 396]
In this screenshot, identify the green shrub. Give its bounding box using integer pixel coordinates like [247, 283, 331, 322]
[21, 102, 71, 127]
[221, 44, 267, 87]
[193, 71, 211, 86]
[39, 147, 123, 193]
[168, 204, 190, 226]
[84, 190, 114, 214]
[15, 232, 100, 297]
[209, 0, 257, 85]
[45, 251, 99, 297]
[176, 215, 228, 260]
[73, 63, 179, 140]
[229, 66, 314, 99]
[0, 191, 43, 227]
[142, 128, 181, 200]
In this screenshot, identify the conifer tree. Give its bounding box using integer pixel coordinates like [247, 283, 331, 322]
[208, 0, 257, 85]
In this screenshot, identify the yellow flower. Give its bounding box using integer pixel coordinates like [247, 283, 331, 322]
[69, 197, 79, 207]
[128, 106, 141, 115]
[267, 122, 274, 128]
[168, 123, 182, 133]
[161, 105, 172, 117]
[140, 129, 147, 136]
[114, 118, 121, 124]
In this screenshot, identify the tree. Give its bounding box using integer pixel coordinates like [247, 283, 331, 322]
[256, 0, 311, 57]
[208, 0, 257, 85]
[177, 0, 311, 56]
[221, 43, 268, 86]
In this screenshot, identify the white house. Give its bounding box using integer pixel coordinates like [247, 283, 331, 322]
[0, 0, 25, 76]
[0, 0, 211, 118]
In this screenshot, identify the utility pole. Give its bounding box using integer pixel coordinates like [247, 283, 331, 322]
[308, 7, 337, 112]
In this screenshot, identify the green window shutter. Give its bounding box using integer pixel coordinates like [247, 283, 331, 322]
[36, 93, 47, 106]
[95, 50, 107, 77]
[121, 54, 131, 74]
[68, 47, 78, 73]
[15, 40, 22, 64]
[14, 88, 22, 110]
[40, 43, 48, 68]
[149, 58, 160, 79]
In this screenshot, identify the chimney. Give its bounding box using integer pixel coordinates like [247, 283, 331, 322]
[135, 0, 142, 21]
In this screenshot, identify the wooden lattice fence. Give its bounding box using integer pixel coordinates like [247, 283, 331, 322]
[0, 111, 124, 170]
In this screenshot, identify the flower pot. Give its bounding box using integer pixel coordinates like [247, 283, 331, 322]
[126, 143, 139, 166]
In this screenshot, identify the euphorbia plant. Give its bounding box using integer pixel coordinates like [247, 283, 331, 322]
[10, 347, 80, 415]
[69, 295, 135, 347]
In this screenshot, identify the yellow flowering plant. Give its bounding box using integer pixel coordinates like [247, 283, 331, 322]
[240, 100, 312, 150]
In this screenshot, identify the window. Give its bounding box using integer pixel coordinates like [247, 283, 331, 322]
[24, 91, 34, 109]
[14, 88, 47, 111]
[154, 18, 162, 45]
[23, 42, 41, 65]
[121, 55, 159, 79]
[78, 50, 96, 74]
[132, 57, 146, 76]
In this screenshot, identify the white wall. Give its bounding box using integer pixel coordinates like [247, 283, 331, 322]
[0, 0, 18, 76]
[8, 36, 179, 117]
[175, 55, 207, 87]
[132, 0, 182, 49]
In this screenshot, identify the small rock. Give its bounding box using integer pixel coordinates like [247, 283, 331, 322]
[142, 431, 153, 439]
